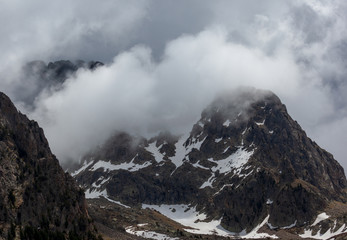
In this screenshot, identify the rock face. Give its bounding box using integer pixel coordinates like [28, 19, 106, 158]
[74, 88, 347, 237]
[0, 92, 97, 239]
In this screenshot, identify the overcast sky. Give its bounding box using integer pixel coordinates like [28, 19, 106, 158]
[0, 0, 346, 172]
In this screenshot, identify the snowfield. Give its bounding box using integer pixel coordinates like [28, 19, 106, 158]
[142, 204, 231, 236]
[300, 224, 347, 240]
[142, 204, 277, 239]
[299, 212, 347, 240]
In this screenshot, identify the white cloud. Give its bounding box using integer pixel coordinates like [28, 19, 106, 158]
[26, 27, 319, 165]
[0, 0, 346, 172]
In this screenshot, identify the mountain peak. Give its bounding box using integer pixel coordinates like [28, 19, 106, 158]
[73, 88, 347, 238]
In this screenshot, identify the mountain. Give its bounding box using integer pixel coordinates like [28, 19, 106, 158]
[24, 60, 104, 84]
[73, 88, 347, 239]
[0, 92, 100, 240]
[14, 60, 104, 108]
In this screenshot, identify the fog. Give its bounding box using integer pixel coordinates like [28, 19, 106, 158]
[0, 0, 346, 172]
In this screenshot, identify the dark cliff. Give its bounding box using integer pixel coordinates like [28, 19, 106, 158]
[0, 92, 99, 240]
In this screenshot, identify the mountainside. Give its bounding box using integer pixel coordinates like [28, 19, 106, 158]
[73, 88, 347, 239]
[0, 92, 99, 240]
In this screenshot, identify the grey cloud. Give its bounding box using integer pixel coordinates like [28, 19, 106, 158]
[133, 0, 213, 60]
[0, 0, 149, 66]
[291, 3, 333, 44]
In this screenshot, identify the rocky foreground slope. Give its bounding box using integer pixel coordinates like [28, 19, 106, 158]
[74, 88, 347, 239]
[0, 92, 100, 240]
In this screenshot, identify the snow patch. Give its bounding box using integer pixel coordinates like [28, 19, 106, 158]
[137, 223, 148, 227]
[92, 176, 110, 188]
[239, 215, 278, 239]
[255, 119, 265, 126]
[299, 212, 347, 240]
[126, 226, 179, 240]
[186, 136, 207, 152]
[170, 133, 207, 173]
[266, 219, 296, 230]
[142, 205, 277, 238]
[85, 188, 106, 199]
[146, 142, 165, 163]
[282, 220, 297, 229]
[267, 222, 277, 230]
[200, 175, 215, 189]
[300, 224, 347, 240]
[104, 196, 130, 208]
[266, 199, 273, 205]
[223, 146, 229, 153]
[211, 147, 254, 174]
[85, 188, 130, 208]
[142, 204, 232, 236]
[215, 137, 223, 143]
[200, 147, 254, 188]
[198, 121, 204, 128]
[312, 212, 330, 226]
[214, 184, 233, 196]
[191, 161, 209, 170]
[71, 160, 94, 176]
[89, 157, 151, 172]
[223, 119, 231, 127]
[170, 133, 189, 169]
[238, 169, 254, 178]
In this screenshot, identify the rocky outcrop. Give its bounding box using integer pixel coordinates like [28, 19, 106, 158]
[0, 92, 99, 239]
[74, 88, 347, 237]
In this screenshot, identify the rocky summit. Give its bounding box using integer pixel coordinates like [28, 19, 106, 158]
[0, 92, 100, 240]
[74, 88, 347, 239]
